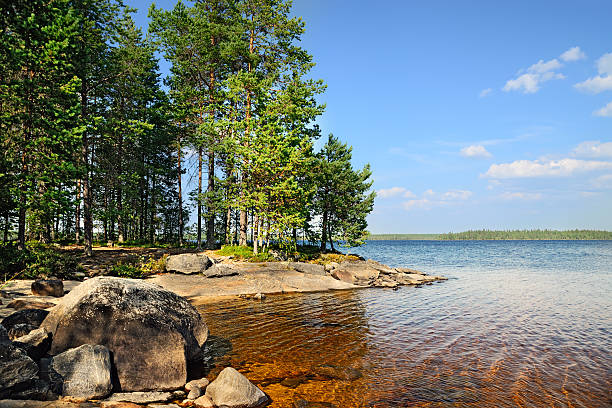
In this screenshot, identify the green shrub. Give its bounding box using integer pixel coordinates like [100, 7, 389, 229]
[110, 262, 144, 279]
[0, 242, 83, 282]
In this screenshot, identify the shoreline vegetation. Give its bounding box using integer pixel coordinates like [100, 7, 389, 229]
[367, 229, 612, 241]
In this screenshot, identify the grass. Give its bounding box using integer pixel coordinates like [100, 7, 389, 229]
[216, 245, 274, 262]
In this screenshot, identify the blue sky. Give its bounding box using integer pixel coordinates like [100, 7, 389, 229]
[128, 0, 612, 233]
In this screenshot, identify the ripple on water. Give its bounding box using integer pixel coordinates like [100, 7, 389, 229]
[196, 240, 612, 407]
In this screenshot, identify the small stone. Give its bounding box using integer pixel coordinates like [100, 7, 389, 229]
[253, 293, 265, 301]
[31, 279, 64, 297]
[187, 386, 203, 400]
[293, 400, 335, 408]
[105, 391, 174, 404]
[13, 327, 52, 361]
[205, 367, 268, 408]
[193, 395, 215, 408]
[185, 378, 209, 392]
[149, 405, 181, 408]
[100, 402, 143, 408]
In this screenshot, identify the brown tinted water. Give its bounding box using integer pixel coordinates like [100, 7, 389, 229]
[195, 241, 612, 407]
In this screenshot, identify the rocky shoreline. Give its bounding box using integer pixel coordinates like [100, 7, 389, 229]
[0, 255, 446, 408]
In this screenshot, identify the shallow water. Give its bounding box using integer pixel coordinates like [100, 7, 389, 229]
[196, 241, 612, 407]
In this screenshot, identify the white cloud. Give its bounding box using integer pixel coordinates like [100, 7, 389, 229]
[560, 46, 586, 62]
[402, 189, 472, 210]
[504, 48, 585, 94]
[503, 73, 541, 93]
[592, 174, 612, 189]
[575, 52, 612, 94]
[528, 58, 562, 74]
[575, 75, 612, 93]
[479, 88, 492, 98]
[442, 190, 472, 200]
[594, 101, 612, 117]
[484, 158, 612, 178]
[597, 53, 612, 75]
[377, 187, 406, 198]
[573, 141, 612, 158]
[499, 192, 543, 200]
[460, 144, 492, 159]
[377, 187, 416, 199]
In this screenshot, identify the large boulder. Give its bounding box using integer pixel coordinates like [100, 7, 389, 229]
[50, 344, 112, 400]
[165, 253, 211, 274]
[40, 277, 208, 392]
[205, 367, 268, 408]
[31, 280, 64, 297]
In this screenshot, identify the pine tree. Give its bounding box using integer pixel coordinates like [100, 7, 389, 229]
[314, 134, 375, 251]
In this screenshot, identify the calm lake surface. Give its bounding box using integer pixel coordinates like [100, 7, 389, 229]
[196, 241, 612, 407]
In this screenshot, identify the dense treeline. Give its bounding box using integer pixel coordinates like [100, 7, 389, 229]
[366, 234, 441, 241]
[366, 230, 612, 241]
[440, 230, 612, 240]
[0, 0, 375, 256]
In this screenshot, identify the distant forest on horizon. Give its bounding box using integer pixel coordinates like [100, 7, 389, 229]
[367, 230, 612, 241]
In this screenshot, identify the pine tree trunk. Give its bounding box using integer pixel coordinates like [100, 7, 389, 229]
[117, 133, 124, 243]
[81, 91, 93, 257]
[225, 205, 231, 245]
[205, 150, 215, 249]
[320, 209, 328, 252]
[239, 208, 247, 246]
[3, 212, 9, 243]
[253, 212, 259, 255]
[197, 146, 203, 249]
[75, 178, 81, 243]
[177, 135, 183, 247]
[205, 52, 216, 250]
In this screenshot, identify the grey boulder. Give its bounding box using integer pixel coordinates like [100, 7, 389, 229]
[205, 367, 268, 408]
[288, 262, 326, 276]
[1, 309, 49, 333]
[0, 342, 39, 392]
[166, 253, 211, 274]
[203, 264, 239, 278]
[50, 344, 112, 400]
[41, 277, 208, 392]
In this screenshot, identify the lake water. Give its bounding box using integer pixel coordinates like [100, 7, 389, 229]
[196, 240, 612, 407]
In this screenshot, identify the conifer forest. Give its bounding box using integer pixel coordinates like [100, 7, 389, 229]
[0, 0, 376, 255]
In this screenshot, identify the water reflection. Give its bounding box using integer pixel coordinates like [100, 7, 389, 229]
[195, 241, 612, 407]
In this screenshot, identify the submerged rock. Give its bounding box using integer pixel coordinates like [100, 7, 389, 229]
[166, 253, 212, 274]
[205, 367, 268, 408]
[31, 280, 64, 297]
[41, 277, 208, 392]
[50, 344, 112, 400]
